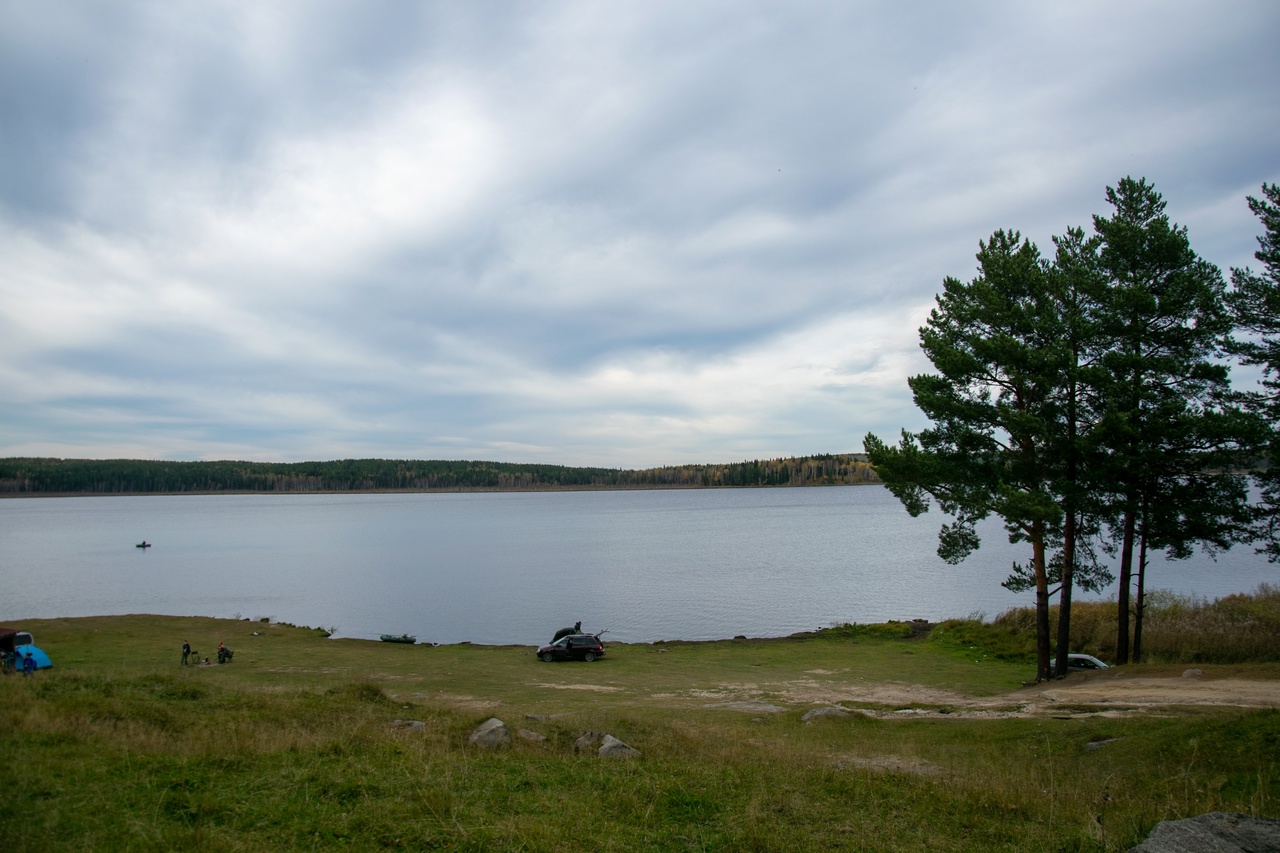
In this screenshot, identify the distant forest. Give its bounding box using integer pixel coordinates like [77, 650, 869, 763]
[0, 454, 879, 495]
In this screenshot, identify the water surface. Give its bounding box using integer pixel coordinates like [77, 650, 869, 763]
[0, 486, 1272, 645]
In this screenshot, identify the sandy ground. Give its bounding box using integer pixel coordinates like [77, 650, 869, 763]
[1027, 674, 1280, 712]
[687, 669, 1280, 719]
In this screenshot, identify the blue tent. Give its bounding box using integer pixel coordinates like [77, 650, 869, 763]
[16, 644, 52, 669]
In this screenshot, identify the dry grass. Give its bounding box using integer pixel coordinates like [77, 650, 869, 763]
[990, 584, 1280, 664]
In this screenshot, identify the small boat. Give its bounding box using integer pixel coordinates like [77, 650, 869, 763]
[136, 541, 151, 548]
[380, 634, 416, 644]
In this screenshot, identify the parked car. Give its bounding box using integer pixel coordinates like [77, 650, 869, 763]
[536, 634, 605, 662]
[0, 627, 52, 671]
[1054, 653, 1109, 675]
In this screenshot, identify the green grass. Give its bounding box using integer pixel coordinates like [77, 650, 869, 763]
[1, 615, 1276, 851]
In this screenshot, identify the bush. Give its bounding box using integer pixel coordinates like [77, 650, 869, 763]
[982, 585, 1280, 665]
[1140, 584, 1280, 663]
[930, 617, 1036, 662]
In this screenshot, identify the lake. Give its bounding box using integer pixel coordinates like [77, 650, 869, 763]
[0, 486, 1273, 645]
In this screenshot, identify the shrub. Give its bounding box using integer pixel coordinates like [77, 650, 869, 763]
[983, 585, 1280, 665]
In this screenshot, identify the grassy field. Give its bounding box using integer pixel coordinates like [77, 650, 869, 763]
[1, 614, 1276, 851]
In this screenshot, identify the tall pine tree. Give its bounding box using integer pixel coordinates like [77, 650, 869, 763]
[1087, 177, 1255, 663]
[1226, 184, 1280, 561]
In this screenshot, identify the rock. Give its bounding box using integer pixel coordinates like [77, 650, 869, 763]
[517, 729, 547, 743]
[575, 732, 602, 752]
[706, 700, 785, 714]
[1085, 738, 1121, 751]
[389, 719, 426, 732]
[1129, 812, 1280, 852]
[468, 717, 511, 747]
[1182, 669, 1204, 679]
[598, 734, 641, 759]
[803, 707, 852, 722]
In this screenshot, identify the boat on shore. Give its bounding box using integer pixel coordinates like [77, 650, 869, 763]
[380, 633, 416, 644]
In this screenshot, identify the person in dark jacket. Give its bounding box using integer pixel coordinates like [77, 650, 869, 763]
[22, 652, 36, 676]
[182, 641, 191, 666]
[551, 621, 583, 642]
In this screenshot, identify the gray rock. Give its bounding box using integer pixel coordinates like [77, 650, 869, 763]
[389, 719, 426, 732]
[802, 707, 852, 722]
[598, 734, 641, 759]
[468, 717, 511, 747]
[518, 728, 547, 743]
[1182, 669, 1204, 679]
[1129, 812, 1280, 852]
[575, 732, 602, 752]
[1085, 738, 1122, 751]
[706, 700, 786, 714]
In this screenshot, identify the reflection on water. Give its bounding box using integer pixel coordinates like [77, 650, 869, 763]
[0, 487, 1272, 644]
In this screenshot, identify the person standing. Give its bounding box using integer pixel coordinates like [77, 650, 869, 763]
[22, 652, 36, 676]
[181, 640, 191, 666]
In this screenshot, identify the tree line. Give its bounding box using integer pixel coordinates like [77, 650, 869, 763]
[0, 453, 879, 495]
[866, 178, 1280, 682]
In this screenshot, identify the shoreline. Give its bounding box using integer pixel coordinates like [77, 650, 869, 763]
[0, 482, 877, 499]
[0, 612, 938, 649]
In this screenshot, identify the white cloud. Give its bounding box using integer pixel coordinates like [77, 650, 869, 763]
[1, 0, 1277, 465]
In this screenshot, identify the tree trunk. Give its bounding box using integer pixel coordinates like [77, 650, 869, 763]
[1116, 506, 1135, 664]
[1033, 522, 1053, 682]
[1133, 515, 1149, 662]
[1055, 510, 1077, 678]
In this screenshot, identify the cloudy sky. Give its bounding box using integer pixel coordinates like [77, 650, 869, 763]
[2, 2, 1277, 468]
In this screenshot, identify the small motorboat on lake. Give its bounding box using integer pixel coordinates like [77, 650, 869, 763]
[380, 633, 416, 644]
[136, 541, 151, 548]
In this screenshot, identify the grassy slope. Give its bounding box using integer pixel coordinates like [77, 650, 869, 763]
[1, 615, 1276, 852]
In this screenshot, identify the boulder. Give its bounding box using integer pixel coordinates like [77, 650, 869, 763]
[389, 719, 426, 732]
[598, 734, 641, 759]
[1129, 812, 1280, 852]
[468, 717, 511, 747]
[802, 707, 852, 722]
[518, 729, 547, 743]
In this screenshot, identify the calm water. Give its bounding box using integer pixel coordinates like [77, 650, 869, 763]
[0, 486, 1273, 645]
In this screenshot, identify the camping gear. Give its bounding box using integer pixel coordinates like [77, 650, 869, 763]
[1, 627, 52, 670]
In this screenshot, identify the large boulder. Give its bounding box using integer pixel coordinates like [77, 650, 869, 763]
[598, 734, 641, 759]
[468, 718, 511, 748]
[1129, 812, 1280, 852]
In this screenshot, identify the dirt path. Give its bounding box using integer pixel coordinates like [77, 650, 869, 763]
[694, 670, 1280, 719]
[1028, 675, 1280, 711]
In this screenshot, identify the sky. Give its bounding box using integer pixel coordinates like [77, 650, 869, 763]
[2, 2, 1278, 469]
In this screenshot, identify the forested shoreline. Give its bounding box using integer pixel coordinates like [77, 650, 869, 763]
[0, 453, 878, 495]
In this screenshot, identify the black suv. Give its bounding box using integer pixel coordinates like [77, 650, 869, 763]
[536, 634, 605, 662]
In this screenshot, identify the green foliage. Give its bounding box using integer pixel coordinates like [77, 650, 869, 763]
[1226, 183, 1280, 562]
[930, 618, 1037, 663]
[818, 621, 916, 640]
[867, 177, 1265, 676]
